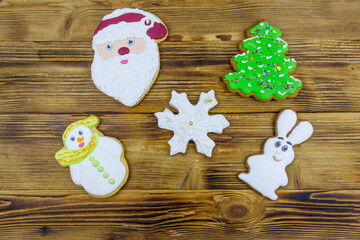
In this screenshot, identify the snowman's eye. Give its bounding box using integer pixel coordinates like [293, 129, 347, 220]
[275, 141, 281, 148]
[70, 136, 75, 141]
[282, 145, 288, 152]
[106, 44, 113, 50]
[128, 39, 134, 46]
[79, 130, 83, 135]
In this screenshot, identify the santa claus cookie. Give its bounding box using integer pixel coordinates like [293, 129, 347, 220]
[55, 116, 129, 197]
[91, 8, 168, 107]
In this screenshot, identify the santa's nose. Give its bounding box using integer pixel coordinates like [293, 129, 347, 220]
[118, 47, 130, 55]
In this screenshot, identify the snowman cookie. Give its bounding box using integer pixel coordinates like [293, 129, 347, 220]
[55, 116, 129, 197]
[238, 109, 313, 200]
[91, 8, 168, 107]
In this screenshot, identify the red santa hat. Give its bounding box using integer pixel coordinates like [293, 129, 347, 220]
[92, 8, 168, 46]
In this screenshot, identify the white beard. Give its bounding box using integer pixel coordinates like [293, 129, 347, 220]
[91, 40, 159, 107]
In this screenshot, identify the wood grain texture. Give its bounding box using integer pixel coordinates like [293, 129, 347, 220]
[0, 0, 359, 239]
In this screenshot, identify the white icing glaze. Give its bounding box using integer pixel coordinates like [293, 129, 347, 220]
[238, 109, 313, 200]
[290, 76, 301, 82]
[91, 8, 167, 107]
[155, 90, 230, 157]
[65, 126, 93, 150]
[69, 136, 127, 197]
[236, 53, 246, 57]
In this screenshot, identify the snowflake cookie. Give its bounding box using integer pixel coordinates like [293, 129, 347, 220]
[155, 90, 230, 157]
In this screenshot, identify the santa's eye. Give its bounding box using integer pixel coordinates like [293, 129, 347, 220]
[106, 44, 113, 50]
[70, 136, 75, 141]
[282, 145, 288, 152]
[275, 141, 281, 148]
[79, 130, 83, 135]
[128, 39, 134, 46]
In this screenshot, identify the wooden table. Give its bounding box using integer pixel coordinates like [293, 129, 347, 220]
[0, 0, 359, 239]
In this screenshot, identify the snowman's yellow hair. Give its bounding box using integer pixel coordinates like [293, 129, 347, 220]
[62, 116, 99, 141]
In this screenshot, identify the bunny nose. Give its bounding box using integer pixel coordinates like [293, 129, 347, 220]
[77, 136, 84, 142]
[118, 47, 130, 55]
[275, 149, 281, 154]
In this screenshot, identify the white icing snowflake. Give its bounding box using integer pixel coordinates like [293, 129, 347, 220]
[155, 90, 230, 157]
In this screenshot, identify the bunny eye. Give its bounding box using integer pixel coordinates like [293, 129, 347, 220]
[282, 145, 288, 152]
[275, 141, 281, 148]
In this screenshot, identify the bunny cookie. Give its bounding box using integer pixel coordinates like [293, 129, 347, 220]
[239, 109, 313, 200]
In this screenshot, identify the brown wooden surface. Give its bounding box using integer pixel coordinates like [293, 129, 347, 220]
[0, 0, 359, 239]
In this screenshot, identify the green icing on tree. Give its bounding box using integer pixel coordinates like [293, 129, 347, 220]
[224, 20, 302, 100]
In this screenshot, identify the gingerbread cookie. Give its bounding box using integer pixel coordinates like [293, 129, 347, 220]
[224, 20, 302, 100]
[238, 109, 313, 200]
[91, 8, 168, 107]
[155, 90, 230, 157]
[55, 116, 129, 197]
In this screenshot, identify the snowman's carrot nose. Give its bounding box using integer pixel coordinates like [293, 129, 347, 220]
[77, 136, 84, 142]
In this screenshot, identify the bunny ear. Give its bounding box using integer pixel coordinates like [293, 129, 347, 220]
[288, 121, 313, 145]
[276, 109, 297, 137]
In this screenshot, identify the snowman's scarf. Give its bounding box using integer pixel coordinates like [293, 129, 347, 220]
[56, 116, 100, 167]
[55, 132, 99, 167]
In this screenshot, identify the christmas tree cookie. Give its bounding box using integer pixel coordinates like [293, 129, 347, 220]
[224, 20, 302, 101]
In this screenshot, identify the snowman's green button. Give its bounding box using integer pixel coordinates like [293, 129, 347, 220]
[103, 172, 109, 178]
[98, 166, 104, 172]
[109, 178, 115, 185]
[92, 160, 99, 167]
[89, 156, 95, 161]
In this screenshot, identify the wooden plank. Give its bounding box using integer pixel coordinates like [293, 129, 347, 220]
[0, 113, 359, 191]
[0, 46, 359, 114]
[0, 0, 359, 41]
[0, 40, 359, 63]
[0, 190, 359, 239]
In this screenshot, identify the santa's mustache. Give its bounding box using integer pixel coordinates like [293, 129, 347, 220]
[91, 40, 160, 106]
